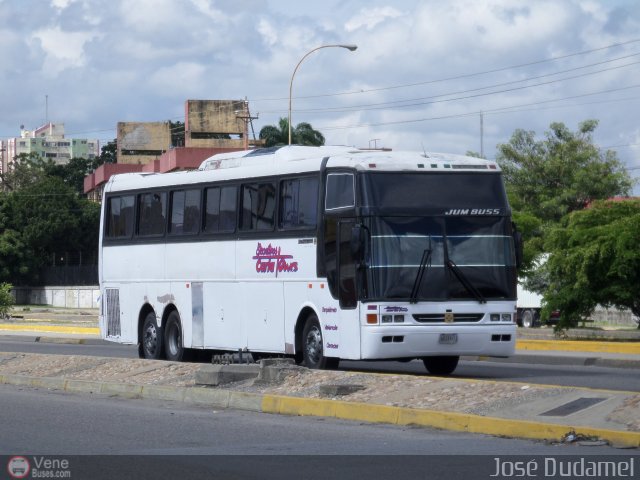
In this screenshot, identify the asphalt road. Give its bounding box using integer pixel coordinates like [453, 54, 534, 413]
[341, 359, 640, 392]
[1, 335, 639, 391]
[1, 383, 629, 456]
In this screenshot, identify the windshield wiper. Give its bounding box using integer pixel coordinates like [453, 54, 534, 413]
[446, 259, 486, 304]
[410, 236, 432, 304]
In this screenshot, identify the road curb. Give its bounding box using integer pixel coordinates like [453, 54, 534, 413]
[259, 394, 640, 448]
[1, 373, 638, 448]
[517, 339, 640, 355]
[470, 354, 640, 369]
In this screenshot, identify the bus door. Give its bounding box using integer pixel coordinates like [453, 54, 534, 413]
[337, 220, 358, 309]
[320, 170, 362, 359]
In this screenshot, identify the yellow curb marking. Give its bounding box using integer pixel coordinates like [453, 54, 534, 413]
[0, 324, 100, 335]
[518, 339, 640, 355]
[261, 394, 640, 448]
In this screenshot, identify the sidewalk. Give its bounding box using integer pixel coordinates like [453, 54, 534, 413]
[0, 307, 638, 448]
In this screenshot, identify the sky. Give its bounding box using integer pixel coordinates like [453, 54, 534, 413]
[1, 0, 639, 190]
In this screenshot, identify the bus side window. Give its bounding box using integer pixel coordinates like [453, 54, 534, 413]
[279, 177, 319, 229]
[325, 173, 355, 210]
[204, 186, 237, 233]
[170, 189, 200, 235]
[240, 182, 276, 231]
[219, 186, 237, 232]
[138, 192, 166, 237]
[106, 195, 134, 238]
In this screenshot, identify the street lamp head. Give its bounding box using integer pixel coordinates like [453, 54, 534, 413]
[288, 43, 358, 145]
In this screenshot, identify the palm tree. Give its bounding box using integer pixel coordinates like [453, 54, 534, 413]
[259, 117, 325, 147]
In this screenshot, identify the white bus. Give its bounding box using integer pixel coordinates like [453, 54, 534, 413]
[99, 145, 520, 375]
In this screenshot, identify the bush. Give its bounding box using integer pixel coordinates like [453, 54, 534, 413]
[0, 282, 14, 318]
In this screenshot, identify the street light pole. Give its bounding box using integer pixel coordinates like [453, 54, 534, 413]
[288, 44, 357, 145]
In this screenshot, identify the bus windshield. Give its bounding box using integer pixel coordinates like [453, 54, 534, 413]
[360, 172, 516, 301]
[366, 216, 516, 301]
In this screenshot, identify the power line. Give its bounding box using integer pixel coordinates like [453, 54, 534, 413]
[318, 83, 640, 131]
[250, 38, 640, 102]
[269, 59, 640, 115]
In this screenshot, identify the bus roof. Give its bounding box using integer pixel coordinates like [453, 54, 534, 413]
[104, 145, 501, 193]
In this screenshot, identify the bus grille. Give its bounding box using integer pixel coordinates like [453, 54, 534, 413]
[412, 313, 484, 323]
[105, 288, 121, 337]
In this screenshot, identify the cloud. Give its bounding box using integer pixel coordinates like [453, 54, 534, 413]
[31, 26, 99, 76]
[257, 18, 279, 48]
[147, 61, 208, 98]
[345, 6, 404, 32]
[51, 0, 77, 9]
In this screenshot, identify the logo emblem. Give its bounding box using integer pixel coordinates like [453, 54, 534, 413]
[444, 312, 454, 323]
[7, 457, 30, 479]
[253, 242, 298, 276]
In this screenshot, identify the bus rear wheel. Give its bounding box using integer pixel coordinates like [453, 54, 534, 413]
[302, 314, 338, 370]
[141, 312, 164, 360]
[422, 356, 459, 375]
[164, 311, 185, 362]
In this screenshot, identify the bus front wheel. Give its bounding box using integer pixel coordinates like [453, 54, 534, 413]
[141, 312, 164, 360]
[164, 311, 185, 362]
[422, 356, 459, 375]
[302, 315, 338, 370]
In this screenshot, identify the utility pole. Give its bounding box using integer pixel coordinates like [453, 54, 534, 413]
[235, 100, 258, 150]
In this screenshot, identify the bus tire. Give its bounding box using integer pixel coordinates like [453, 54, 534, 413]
[164, 311, 185, 362]
[141, 312, 164, 360]
[422, 356, 459, 375]
[302, 314, 338, 370]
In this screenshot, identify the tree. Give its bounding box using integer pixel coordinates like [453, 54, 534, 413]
[259, 117, 325, 147]
[41, 157, 94, 194]
[542, 199, 640, 329]
[0, 172, 99, 285]
[94, 140, 117, 168]
[169, 121, 185, 147]
[0, 153, 46, 192]
[0, 154, 92, 195]
[0, 282, 13, 318]
[497, 120, 633, 275]
[498, 120, 632, 223]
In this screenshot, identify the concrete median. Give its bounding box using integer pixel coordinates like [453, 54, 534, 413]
[0, 353, 638, 448]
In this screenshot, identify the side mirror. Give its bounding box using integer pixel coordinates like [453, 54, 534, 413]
[350, 224, 366, 262]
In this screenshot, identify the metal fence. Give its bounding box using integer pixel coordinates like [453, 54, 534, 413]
[33, 251, 98, 286]
[39, 265, 98, 286]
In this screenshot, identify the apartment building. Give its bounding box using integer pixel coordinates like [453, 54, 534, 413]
[1, 122, 99, 175]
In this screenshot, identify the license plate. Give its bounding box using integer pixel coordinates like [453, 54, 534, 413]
[439, 333, 458, 344]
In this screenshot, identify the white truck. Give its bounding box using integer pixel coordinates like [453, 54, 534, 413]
[516, 283, 543, 328]
[516, 282, 559, 328]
